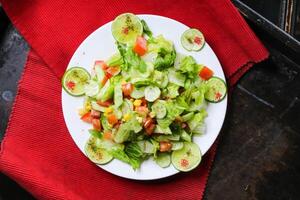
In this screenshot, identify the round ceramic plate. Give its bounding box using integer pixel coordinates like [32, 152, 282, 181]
[62, 14, 227, 180]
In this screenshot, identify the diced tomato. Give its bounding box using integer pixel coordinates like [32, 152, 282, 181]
[159, 141, 172, 152]
[97, 100, 113, 107]
[140, 97, 147, 107]
[103, 131, 113, 140]
[106, 66, 120, 76]
[145, 124, 156, 135]
[107, 114, 118, 126]
[92, 118, 102, 131]
[101, 74, 109, 86]
[122, 83, 134, 97]
[91, 110, 101, 119]
[143, 117, 154, 129]
[199, 66, 214, 80]
[94, 60, 108, 70]
[135, 106, 149, 117]
[133, 36, 147, 56]
[81, 112, 92, 123]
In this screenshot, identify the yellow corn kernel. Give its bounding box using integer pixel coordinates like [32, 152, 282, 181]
[121, 80, 127, 84]
[104, 107, 113, 114]
[130, 98, 134, 102]
[123, 114, 132, 122]
[133, 99, 142, 107]
[85, 105, 91, 111]
[78, 108, 87, 116]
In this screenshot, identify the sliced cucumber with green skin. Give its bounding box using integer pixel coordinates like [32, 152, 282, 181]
[130, 87, 145, 99]
[145, 86, 161, 102]
[85, 136, 113, 165]
[62, 67, 90, 96]
[204, 77, 227, 103]
[155, 153, 171, 168]
[91, 101, 106, 112]
[151, 100, 167, 119]
[171, 142, 202, 172]
[111, 13, 143, 44]
[171, 142, 184, 151]
[84, 80, 99, 97]
[181, 29, 205, 51]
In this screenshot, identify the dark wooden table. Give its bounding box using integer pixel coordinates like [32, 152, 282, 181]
[1, 1, 300, 200]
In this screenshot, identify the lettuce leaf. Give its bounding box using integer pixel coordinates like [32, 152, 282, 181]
[178, 56, 200, 79]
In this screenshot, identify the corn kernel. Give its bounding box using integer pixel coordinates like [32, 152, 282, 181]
[130, 98, 134, 102]
[78, 108, 87, 116]
[104, 107, 113, 114]
[121, 80, 127, 84]
[133, 99, 142, 107]
[85, 105, 91, 111]
[123, 114, 132, 122]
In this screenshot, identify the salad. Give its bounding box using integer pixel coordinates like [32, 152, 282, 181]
[62, 13, 227, 172]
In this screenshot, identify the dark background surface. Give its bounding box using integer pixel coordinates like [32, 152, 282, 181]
[1, 1, 300, 200]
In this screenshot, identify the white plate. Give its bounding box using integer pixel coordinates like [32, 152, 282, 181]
[62, 14, 227, 180]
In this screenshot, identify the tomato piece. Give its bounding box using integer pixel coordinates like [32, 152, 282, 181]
[122, 83, 134, 97]
[159, 141, 172, 152]
[140, 97, 147, 107]
[94, 60, 108, 70]
[91, 110, 101, 119]
[107, 114, 118, 125]
[143, 117, 154, 129]
[133, 36, 147, 56]
[97, 100, 113, 107]
[199, 66, 214, 80]
[135, 106, 149, 117]
[92, 118, 102, 131]
[81, 112, 92, 123]
[101, 74, 109, 86]
[106, 66, 120, 76]
[103, 131, 113, 140]
[145, 123, 155, 135]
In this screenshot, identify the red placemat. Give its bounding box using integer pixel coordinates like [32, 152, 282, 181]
[0, 0, 269, 199]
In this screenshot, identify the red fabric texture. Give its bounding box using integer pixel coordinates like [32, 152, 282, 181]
[0, 0, 269, 199]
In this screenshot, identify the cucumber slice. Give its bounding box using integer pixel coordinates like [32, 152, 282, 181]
[171, 142, 202, 172]
[171, 142, 184, 151]
[85, 136, 113, 164]
[181, 28, 205, 51]
[180, 129, 191, 142]
[145, 86, 161, 102]
[130, 87, 145, 99]
[151, 100, 167, 119]
[91, 101, 106, 112]
[84, 80, 99, 97]
[111, 13, 143, 44]
[96, 79, 114, 101]
[204, 77, 227, 103]
[155, 153, 171, 168]
[62, 67, 90, 96]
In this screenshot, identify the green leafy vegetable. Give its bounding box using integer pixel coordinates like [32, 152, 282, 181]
[141, 19, 153, 37]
